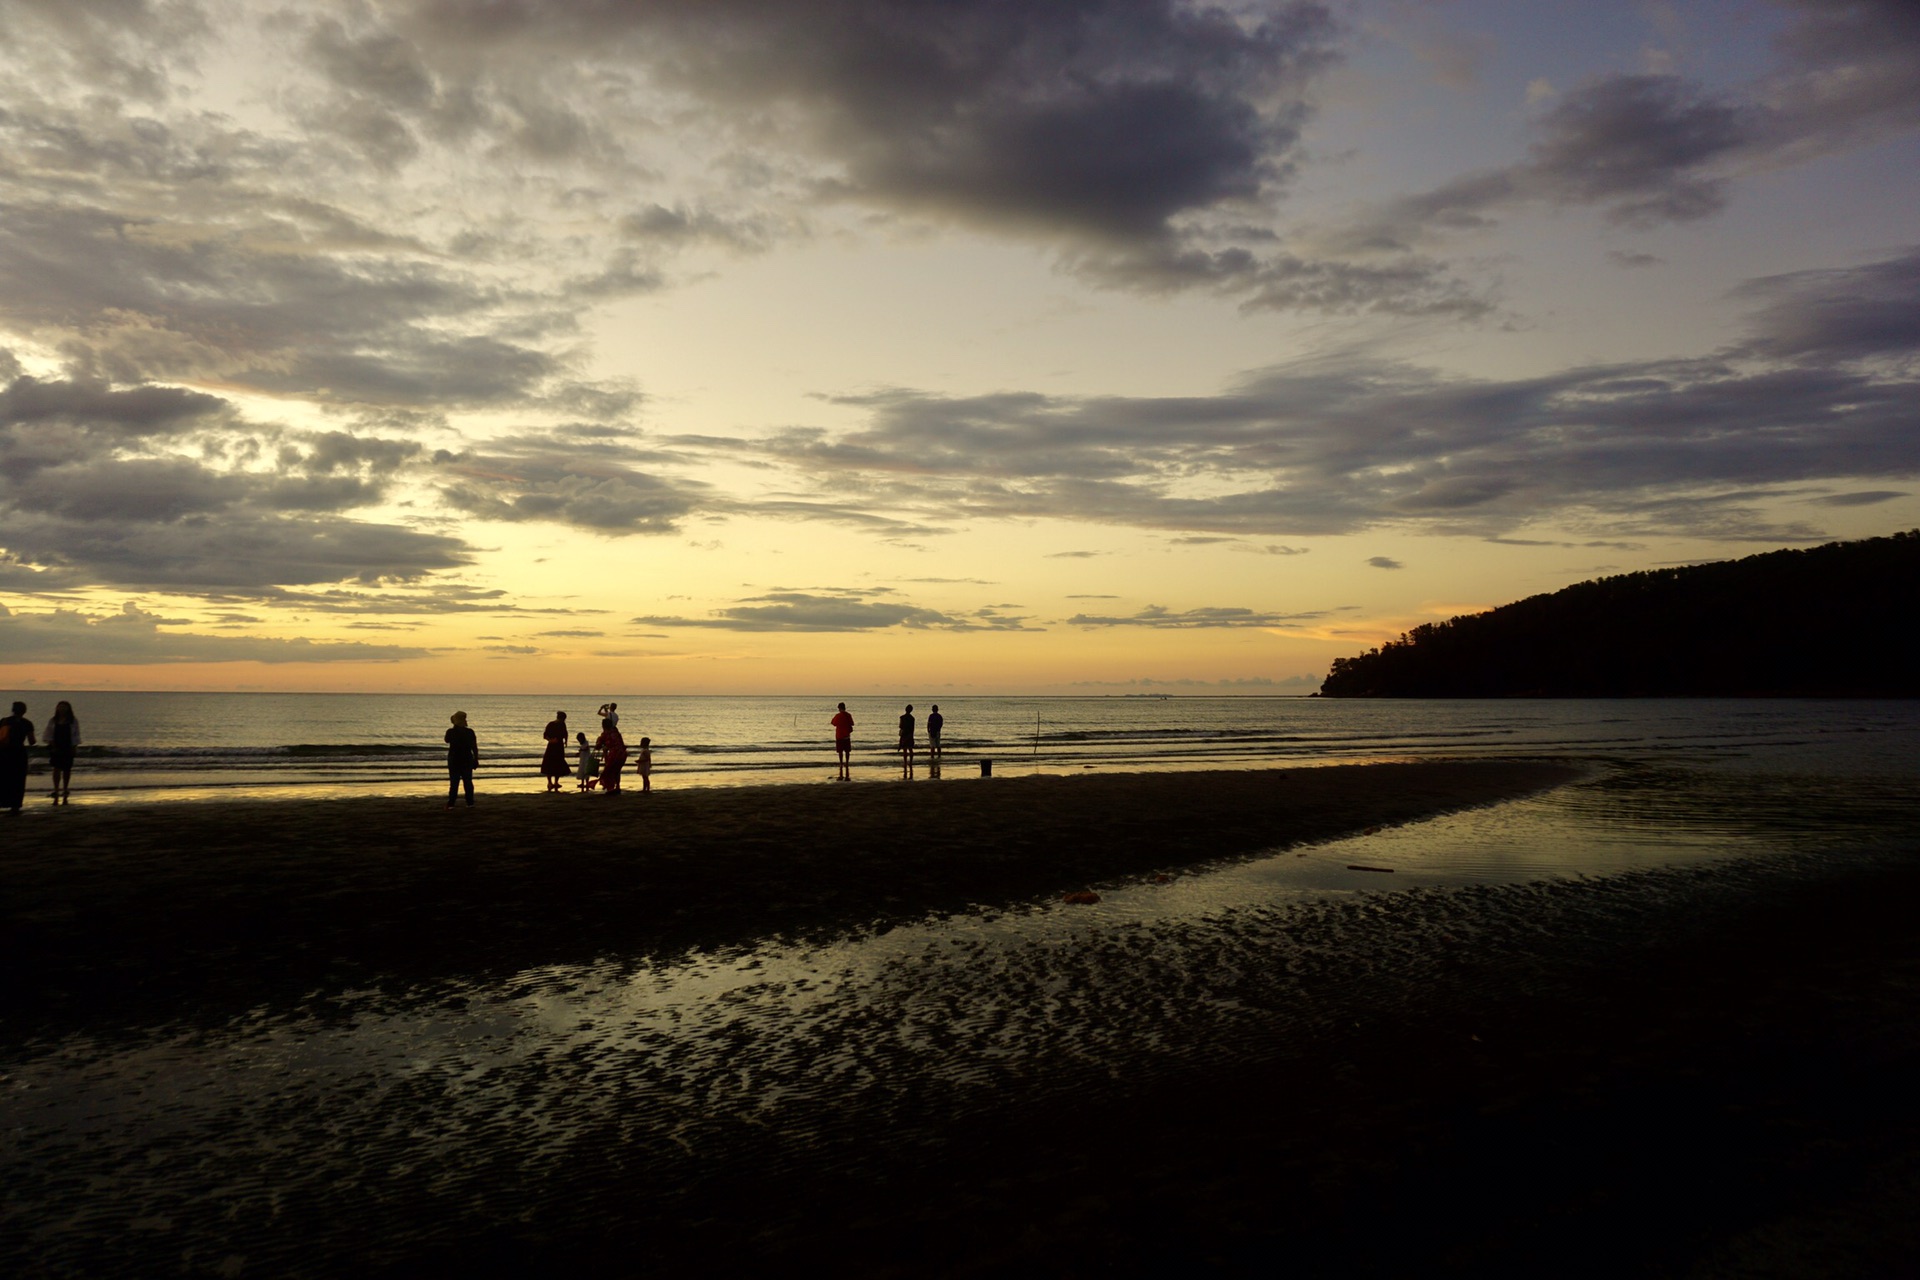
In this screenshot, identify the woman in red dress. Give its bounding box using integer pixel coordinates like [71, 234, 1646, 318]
[596, 718, 627, 793]
[539, 711, 570, 791]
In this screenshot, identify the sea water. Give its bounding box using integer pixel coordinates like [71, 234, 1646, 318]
[6, 690, 1917, 801]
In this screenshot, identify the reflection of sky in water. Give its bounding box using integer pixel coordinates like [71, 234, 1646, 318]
[5, 755, 1918, 1274]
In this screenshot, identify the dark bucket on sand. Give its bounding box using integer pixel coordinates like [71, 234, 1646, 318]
[980, 759, 992, 777]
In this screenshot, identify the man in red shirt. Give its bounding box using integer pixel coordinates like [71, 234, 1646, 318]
[831, 702, 854, 780]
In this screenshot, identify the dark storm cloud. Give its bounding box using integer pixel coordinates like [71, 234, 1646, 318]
[731, 248, 1920, 541]
[1065, 604, 1323, 628]
[0, 602, 430, 664]
[1525, 75, 1749, 226]
[1345, 2, 1920, 250]
[406, 0, 1339, 241]
[0, 375, 226, 437]
[1768, 0, 1920, 151]
[352, 0, 1466, 313]
[1344, 74, 1749, 250]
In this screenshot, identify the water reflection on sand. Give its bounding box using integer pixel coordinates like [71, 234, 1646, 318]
[4, 760, 1917, 1275]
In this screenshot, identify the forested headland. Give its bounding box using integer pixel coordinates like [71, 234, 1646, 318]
[1319, 530, 1918, 697]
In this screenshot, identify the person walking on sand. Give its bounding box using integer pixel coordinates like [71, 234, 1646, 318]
[597, 717, 627, 793]
[45, 701, 79, 805]
[445, 710, 479, 809]
[540, 710, 570, 792]
[575, 731, 597, 791]
[831, 702, 854, 780]
[0, 701, 34, 815]
[926, 704, 944, 776]
[898, 703, 916, 780]
[636, 736, 653, 793]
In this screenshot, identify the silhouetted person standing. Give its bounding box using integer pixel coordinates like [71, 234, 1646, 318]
[46, 700, 79, 804]
[0, 701, 33, 815]
[540, 711, 570, 792]
[445, 710, 478, 808]
[898, 703, 916, 779]
[831, 702, 854, 780]
[926, 704, 944, 776]
[597, 718, 627, 793]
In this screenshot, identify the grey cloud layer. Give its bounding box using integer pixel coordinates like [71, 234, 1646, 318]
[401, 0, 1338, 236]
[733, 248, 1920, 541]
[1342, 0, 1920, 251]
[7, 0, 1489, 324]
[0, 371, 466, 590]
[634, 588, 1038, 633]
[3, 0, 1915, 443]
[0, 0, 1916, 620]
[0, 602, 430, 664]
[434, 426, 709, 533]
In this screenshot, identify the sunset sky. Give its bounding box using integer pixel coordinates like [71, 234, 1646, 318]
[1, 0, 1915, 694]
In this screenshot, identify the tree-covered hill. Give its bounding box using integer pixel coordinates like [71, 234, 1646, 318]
[1319, 531, 1918, 697]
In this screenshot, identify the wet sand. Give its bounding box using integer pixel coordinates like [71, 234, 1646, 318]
[2, 760, 1571, 1038]
[6, 759, 1920, 1277]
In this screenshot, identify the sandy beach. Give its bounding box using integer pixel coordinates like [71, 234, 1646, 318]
[3, 760, 1573, 1037]
[5, 759, 1919, 1277]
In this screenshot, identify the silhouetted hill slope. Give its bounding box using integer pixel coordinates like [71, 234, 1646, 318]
[1319, 531, 1918, 697]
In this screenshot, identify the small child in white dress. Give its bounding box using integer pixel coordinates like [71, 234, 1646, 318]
[575, 732, 597, 791]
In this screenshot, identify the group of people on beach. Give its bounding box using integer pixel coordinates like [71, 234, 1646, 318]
[0, 700, 81, 814]
[445, 702, 655, 808]
[442, 699, 949, 807]
[1, 694, 949, 811]
[836, 702, 944, 780]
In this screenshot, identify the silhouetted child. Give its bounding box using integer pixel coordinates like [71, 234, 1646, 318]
[575, 731, 597, 791]
[636, 737, 653, 793]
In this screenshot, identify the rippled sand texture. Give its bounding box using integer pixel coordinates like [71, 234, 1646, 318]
[5, 761, 1918, 1276]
